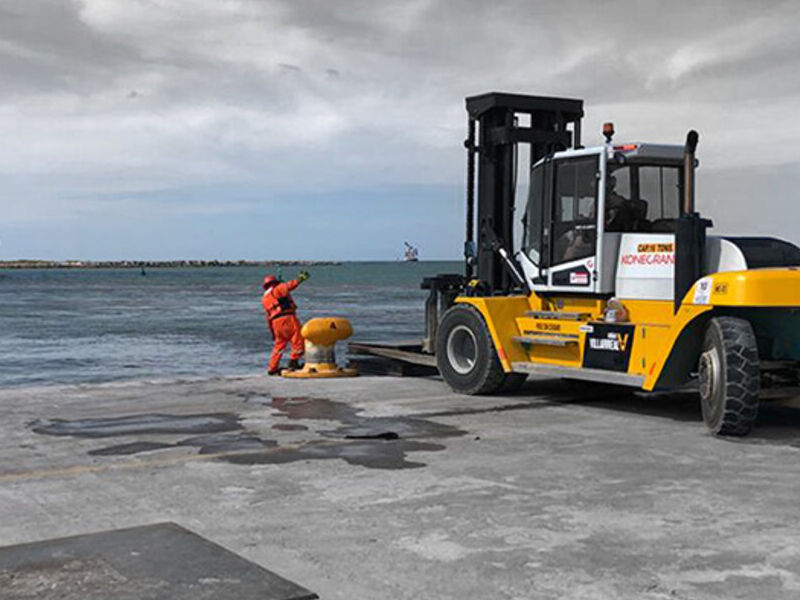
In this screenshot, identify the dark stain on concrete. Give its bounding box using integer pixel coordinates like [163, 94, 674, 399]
[88, 434, 277, 457]
[89, 441, 174, 456]
[225, 439, 446, 470]
[30, 413, 242, 437]
[345, 431, 399, 440]
[181, 434, 278, 455]
[269, 396, 464, 440]
[272, 423, 309, 432]
[32, 397, 465, 470]
[330, 417, 456, 439]
[411, 401, 557, 419]
[271, 396, 361, 423]
[239, 396, 464, 468]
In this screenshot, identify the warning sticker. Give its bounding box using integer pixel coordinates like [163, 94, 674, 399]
[637, 243, 674, 253]
[693, 277, 713, 305]
[570, 271, 589, 285]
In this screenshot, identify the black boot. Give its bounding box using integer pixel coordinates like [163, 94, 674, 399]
[287, 358, 302, 370]
[268, 368, 282, 376]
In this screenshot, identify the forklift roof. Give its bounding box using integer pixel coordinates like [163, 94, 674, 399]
[544, 142, 686, 166]
[465, 92, 583, 120]
[614, 143, 686, 163]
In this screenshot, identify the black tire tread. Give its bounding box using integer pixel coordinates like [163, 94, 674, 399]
[436, 305, 507, 395]
[704, 317, 759, 436]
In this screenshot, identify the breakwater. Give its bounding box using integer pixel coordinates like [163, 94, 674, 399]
[0, 259, 340, 269]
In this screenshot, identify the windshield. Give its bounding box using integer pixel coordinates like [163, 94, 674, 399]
[606, 163, 683, 232]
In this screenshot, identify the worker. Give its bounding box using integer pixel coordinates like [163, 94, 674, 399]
[606, 174, 650, 232]
[605, 175, 629, 231]
[261, 271, 310, 375]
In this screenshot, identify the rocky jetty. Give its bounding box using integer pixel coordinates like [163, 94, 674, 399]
[0, 259, 340, 269]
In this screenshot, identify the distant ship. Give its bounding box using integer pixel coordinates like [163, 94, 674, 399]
[403, 242, 419, 262]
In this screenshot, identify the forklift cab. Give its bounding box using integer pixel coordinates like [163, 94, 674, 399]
[518, 142, 686, 295]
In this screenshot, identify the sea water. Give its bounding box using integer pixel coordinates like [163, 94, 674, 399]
[0, 261, 460, 387]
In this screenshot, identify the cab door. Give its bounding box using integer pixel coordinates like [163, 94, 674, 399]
[518, 160, 551, 291]
[546, 152, 602, 293]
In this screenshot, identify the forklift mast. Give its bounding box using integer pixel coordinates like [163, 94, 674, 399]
[465, 92, 584, 294]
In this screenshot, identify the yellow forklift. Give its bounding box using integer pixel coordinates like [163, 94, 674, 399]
[413, 92, 800, 437]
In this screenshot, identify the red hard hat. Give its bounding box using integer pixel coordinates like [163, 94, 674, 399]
[262, 275, 278, 289]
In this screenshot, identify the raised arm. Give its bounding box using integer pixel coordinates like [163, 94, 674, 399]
[272, 279, 299, 298]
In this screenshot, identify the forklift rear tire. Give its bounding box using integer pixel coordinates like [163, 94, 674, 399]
[436, 305, 507, 395]
[698, 317, 759, 436]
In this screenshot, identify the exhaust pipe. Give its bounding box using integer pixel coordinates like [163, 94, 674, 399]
[674, 130, 712, 313]
[683, 130, 699, 214]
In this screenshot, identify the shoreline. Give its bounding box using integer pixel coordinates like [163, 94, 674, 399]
[0, 372, 267, 394]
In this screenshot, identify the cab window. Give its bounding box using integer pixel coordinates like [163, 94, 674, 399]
[552, 156, 598, 264]
[522, 162, 546, 265]
[607, 164, 682, 232]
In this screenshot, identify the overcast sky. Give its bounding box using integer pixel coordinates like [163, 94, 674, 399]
[2, 0, 800, 260]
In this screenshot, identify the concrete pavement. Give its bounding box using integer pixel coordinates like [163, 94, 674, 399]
[1, 374, 800, 599]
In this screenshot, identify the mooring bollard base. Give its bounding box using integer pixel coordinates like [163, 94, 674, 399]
[281, 317, 359, 379]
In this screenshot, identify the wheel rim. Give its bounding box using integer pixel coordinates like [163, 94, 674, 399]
[699, 348, 723, 418]
[446, 324, 478, 375]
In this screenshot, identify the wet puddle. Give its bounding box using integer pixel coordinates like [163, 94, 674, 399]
[271, 424, 309, 432]
[224, 439, 445, 470]
[30, 413, 241, 437]
[29, 397, 466, 470]
[88, 434, 278, 457]
[268, 396, 463, 441]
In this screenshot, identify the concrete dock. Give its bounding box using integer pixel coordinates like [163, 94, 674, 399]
[1, 374, 800, 599]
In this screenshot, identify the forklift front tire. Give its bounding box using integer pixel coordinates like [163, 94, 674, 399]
[436, 305, 506, 395]
[698, 317, 759, 436]
[501, 373, 528, 392]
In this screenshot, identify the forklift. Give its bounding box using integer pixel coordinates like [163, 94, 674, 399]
[396, 91, 800, 437]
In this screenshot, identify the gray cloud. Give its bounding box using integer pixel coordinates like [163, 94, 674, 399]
[0, 1, 142, 97]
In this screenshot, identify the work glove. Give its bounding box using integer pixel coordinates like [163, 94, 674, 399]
[298, 270, 310, 283]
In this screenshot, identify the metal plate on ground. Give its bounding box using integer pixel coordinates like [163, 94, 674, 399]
[349, 356, 439, 377]
[348, 340, 438, 368]
[0, 522, 318, 600]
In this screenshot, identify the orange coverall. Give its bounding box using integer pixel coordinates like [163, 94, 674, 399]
[262, 279, 304, 372]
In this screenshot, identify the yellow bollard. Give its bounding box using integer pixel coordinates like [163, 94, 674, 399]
[282, 317, 358, 378]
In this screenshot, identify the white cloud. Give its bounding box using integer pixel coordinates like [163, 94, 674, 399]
[2, 0, 800, 257]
